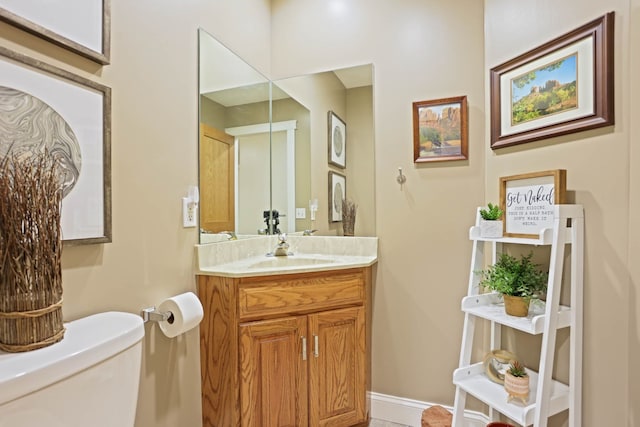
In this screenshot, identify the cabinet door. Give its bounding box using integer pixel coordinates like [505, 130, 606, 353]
[308, 306, 366, 427]
[239, 316, 308, 427]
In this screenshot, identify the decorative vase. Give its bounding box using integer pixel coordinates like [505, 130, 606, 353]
[480, 219, 503, 238]
[504, 371, 529, 404]
[342, 198, 357, 236]
[503, 295, 530, 317]
[483, 349, 518, 384]
[0, 153, 65, 352]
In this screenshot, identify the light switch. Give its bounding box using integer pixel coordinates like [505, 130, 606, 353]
[296, 208, 306, 219]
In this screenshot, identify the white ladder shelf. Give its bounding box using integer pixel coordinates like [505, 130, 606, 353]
[452, 204, 584, 427]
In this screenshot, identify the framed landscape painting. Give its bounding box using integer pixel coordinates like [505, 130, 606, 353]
[490, 12, 614, 149]
[413, 96, 468, 163]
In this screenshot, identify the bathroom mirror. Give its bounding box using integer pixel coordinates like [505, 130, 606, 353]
[198, 28, 375, 243]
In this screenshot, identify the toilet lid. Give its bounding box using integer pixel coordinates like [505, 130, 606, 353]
[0, 311, 144, 406]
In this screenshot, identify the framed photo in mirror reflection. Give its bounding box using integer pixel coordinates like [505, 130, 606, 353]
[329, 171, 346, 222]
[328, 111, 346, 168]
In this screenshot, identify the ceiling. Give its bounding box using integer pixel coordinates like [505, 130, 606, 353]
[202, 64, 373, 107]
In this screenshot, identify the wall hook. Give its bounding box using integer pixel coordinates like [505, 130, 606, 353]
[396, 167, 407, 184]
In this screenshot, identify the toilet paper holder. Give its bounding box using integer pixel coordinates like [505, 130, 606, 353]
[141, 307, 174, 324]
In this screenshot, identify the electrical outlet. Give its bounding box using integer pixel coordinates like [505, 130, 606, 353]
[296, 208, 306, 219]
[183, 197, 197, 228]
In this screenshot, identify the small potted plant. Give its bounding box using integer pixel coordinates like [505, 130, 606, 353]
[504, 360, 529, 404]
[479, 203, 504, 238]
[478, 252, 547, 317]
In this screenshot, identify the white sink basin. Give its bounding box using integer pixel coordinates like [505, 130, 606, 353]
[195, 236, 378, 277]
[248, 256, 338, 269]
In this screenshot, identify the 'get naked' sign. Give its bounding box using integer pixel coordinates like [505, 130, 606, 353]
[500, 170, 566, 238]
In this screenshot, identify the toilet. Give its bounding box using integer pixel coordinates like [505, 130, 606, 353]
[0, 311, 144, 427]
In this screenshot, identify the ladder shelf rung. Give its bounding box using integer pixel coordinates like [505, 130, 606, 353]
[453, 362, 570, 426]
[461, 294, 572, 334]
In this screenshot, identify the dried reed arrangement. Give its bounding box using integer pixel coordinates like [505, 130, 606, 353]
[342, 198, 357, 236]
[0, 152, 64, 352]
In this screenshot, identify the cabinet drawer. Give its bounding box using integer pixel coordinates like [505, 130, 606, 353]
[238, 270, 365, 320]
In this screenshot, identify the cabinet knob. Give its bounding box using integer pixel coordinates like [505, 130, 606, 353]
[313, 335, 319, 358]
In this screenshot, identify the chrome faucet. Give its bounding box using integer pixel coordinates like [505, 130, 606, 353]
[218, 231, 237, 241]
[273, 233, 291, 256]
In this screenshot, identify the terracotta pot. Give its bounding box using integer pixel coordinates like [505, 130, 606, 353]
[503, 294, 530, 317]
[504, 371, 529, 404]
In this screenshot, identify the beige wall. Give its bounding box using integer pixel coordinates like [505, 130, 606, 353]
[629, 0, 640, 423]
[273, 1, 637, 424]
[272, 97, 313, 232]
[346, 86, 375, 237]
[2, 0, 636, 426]
[271, 0, 486, 405]
[485, 1, 635, 425]
[275, 70, 375, 236]
[0, 1, 270, 427]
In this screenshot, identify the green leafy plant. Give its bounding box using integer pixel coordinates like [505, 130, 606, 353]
[480, 203, 503, 220]
[507, 360, 527, 378]
[478, 252, 547, 299]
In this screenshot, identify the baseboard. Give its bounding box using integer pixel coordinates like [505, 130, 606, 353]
[370, 392, 488, 427]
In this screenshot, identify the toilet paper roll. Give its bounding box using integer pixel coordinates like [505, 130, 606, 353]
[157, 292, 204, 338]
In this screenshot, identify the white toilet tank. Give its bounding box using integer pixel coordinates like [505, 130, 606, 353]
[0, 311, 144, 427]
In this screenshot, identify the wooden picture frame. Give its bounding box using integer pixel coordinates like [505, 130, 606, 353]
[499, 169, 566, 238]
[0, 46, 112, 245]
[413, 95, 468, 163]
[328, 171, 346, 222]
[0, 0, 111, 65]
[490, 12, 614, 149]
[328, 111, 346, 169]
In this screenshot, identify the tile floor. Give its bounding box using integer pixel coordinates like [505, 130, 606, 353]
[369, 419, 412, 427]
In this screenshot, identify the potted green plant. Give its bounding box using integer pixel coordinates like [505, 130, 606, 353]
[504, 360, 529, 404]
[478, 252, 547, 317]
[479, 202, 504, 238]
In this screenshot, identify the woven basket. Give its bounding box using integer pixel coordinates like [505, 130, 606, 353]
[0, 295, 65, 353]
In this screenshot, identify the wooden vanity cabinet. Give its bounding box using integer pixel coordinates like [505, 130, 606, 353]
[198, 267, 372, 427]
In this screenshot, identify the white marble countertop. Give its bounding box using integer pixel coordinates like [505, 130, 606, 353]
[195, 235, 378, 277]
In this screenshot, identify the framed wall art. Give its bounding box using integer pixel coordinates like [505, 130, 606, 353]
[328, 171, 346, 222]
[0, 0, 111, 64]
[328, 111, 346, 168]
[490, 12, 614, 149]
[413, 95, 468, 163]
[0, 46, 112, 245]
[499, 169, 566, 238]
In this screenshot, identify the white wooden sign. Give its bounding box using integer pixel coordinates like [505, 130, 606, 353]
[499, 170, 566, 238]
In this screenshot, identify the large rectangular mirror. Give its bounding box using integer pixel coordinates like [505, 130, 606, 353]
[198, 28, 375, 243]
